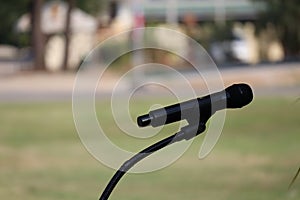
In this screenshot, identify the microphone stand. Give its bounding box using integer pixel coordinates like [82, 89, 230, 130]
[99, 120, 208, 200]
[98, 83, 254, 199]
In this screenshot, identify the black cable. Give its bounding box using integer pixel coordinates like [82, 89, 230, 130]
[99, 124, 205, 200]
[99, 133, 178, 200]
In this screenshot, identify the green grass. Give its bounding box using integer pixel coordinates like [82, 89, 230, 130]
[0, 98, 299, 200]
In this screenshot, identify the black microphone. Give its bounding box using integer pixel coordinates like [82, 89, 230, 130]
[137, 83, 253, 127]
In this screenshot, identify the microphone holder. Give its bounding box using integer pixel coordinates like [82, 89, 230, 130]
[99, 117, 209, 200]
[98, 83, 253, 199]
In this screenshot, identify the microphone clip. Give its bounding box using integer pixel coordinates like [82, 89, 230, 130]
[174, 123, 206, 142]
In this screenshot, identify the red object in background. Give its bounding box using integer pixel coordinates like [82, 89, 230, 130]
[133, 13, 145, 28]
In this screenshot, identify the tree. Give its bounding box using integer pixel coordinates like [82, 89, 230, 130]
[62, 0, 75, 70]
[0, 0, 30, 46]
[254, 0, 300, 58]
[0, 0, 45, 70]
[76, 0, 105, 16]
[0, 0, 106, 71]
[62, 0, 106, 71]
[31, 0, 46, 70]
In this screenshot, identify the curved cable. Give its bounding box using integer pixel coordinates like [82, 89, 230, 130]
[99, 133, 178, 200]
[99, 124, 205, 200]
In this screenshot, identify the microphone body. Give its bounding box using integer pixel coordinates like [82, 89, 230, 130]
[137, 84, 253, 127]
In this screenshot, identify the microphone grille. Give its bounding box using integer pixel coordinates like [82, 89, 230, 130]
[225, 83, 253, 108]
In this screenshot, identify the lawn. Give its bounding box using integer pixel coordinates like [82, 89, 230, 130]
[0, 98, 299, 200]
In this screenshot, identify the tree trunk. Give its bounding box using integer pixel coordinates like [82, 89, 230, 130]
[62, 0, 75, 71]
[31, 0, 46, 70]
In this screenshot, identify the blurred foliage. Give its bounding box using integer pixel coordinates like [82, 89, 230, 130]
[209, 22, 235, 42]
[76, 0, 106, 16]
[195, 22, 234, 46]
[0, 0, 30, 46]
[182, 20, 235, 45]
[253, 0, 300, 58]
[0, 0, 106, 46]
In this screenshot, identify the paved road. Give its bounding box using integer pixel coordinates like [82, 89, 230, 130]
[0, 62, 299, 102]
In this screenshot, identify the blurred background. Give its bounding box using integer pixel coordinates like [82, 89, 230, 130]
[0, 0, 299, 199]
